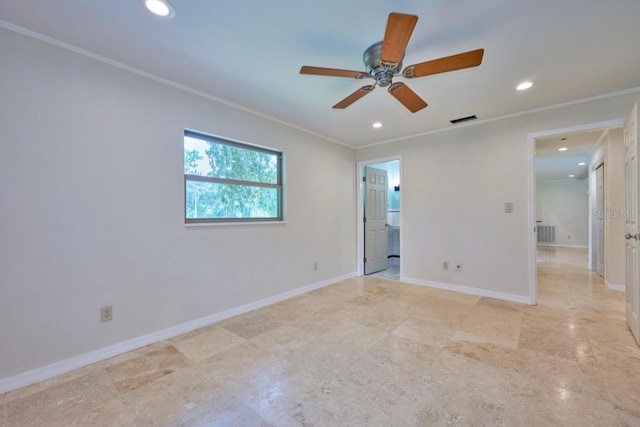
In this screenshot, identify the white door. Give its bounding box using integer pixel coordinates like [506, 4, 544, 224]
[364, 166, 389, 275]
[624, 102, 640, 344]
[595, 164, 605, 277]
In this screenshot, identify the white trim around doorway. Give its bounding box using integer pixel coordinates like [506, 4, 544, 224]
[527, 118, 625, 305]
[356, 156, 403, 277]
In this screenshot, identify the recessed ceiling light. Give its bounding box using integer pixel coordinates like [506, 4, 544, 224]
[372, 122, 382, 129]
[516, 81, 534, 91]
[558, 147, 568, 152]
[142, 0, 175, 17]
[578, 162, 586, 166]
[569, 174, 575, 178]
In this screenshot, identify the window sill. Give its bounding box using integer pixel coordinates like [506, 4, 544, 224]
[185, 220, 287, 228]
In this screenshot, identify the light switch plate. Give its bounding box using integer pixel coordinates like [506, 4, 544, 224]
[504, 202, 513, 213]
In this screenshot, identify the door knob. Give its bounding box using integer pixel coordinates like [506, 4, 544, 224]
[625, 233, 638, 240]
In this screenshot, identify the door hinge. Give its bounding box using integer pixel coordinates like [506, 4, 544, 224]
[363, 217, 366, 223]
[363, 257, 367, 263]
[363, 176, 366, 182]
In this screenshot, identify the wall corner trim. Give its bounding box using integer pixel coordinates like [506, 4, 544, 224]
[0, 271, 356, 394]
[400, 276, 534, 305]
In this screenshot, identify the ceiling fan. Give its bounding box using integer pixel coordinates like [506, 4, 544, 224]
[299, 12, 484, 113]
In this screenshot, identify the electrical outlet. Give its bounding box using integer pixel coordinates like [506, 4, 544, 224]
[100, 305, 113, 322]
[443, 261, 449, 270]
[455, 265, 462, 272]
[313, 261, 318, 271]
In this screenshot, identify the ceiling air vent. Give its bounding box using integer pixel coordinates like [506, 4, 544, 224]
[450, 115, 477, 124]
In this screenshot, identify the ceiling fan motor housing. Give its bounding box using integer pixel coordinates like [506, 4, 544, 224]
[363, 41, 401, 87]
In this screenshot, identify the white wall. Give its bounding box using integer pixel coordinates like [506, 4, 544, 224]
[357, 90, 640, 301]
[0, 29, 356, 381]
[536, 179, 589, 247]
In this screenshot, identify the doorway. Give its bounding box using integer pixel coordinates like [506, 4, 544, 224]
[527, 119, 625, 303]
[357, 157, 402, 279]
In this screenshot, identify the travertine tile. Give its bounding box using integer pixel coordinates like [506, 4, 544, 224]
[518, 318, 595, 363]
[584, 319, 640, 376]
[281, 339, 354, 389]
[62, 398, 136, 427]
[411, 299, 474, 329]
[504, 370, 621, 426]
[91, 341, 169, 371]
[5, 371, 117, 427]
[458, 304, 523, 348]
[254, 299, 310, 323]
[224, 357, 309, 424]
[4, 363, 103, 404]
[316, 320, 387, 355]
[389, 350, 510, 425]
[598, 368, 640, 415]
[350, 299, 410, 332]
[197, 341, 278, 384]
[398, 285, 442, 306]
[476, 296, 525, 312]
[171, 326, 245, 361]
[278, 373, 393, 427]
[392, 318, 455, 351]
[340, 336, 439, 413]
[427, 349, 511, 406]
[287, 311, 345, 336]
[511, 347, 608, 400]
[285, 292, 344, 316]
[446, 336, 517, 369]
[220, 312, 283, 339]
[249, 324, 314, 356]
[105, 344, 188, 394]
[120, 366, 269, 427]
[437, 290, 481, 305]
[618, 406, 640, 426]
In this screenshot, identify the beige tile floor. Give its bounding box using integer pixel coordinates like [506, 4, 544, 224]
[2, 247, 639, 426]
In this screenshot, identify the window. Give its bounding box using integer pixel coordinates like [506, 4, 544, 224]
[184, 130, 283, 223]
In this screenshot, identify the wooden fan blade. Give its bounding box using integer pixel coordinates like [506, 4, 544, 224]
[403, 49, 485, 78]
[380, 13, 418, 66]
[333, 85, 375, 109]
[388, 82, 428, 113]
[300, 66, 370, 79]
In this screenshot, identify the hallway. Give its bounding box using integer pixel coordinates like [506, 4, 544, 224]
[531, 246, 639, 423]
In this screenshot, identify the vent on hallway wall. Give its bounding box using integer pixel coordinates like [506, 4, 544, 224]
[537, 225, 556, 243]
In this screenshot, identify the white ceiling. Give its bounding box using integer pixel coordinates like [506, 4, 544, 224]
[535, 130, 605, 181]
[1, 0, 640, 148]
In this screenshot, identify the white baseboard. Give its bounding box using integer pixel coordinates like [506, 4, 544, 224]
[0, 272, 356, 394]
[605, 280, 625, 292]
[400, 276, 533, 305]
[536, 244, 588, 249]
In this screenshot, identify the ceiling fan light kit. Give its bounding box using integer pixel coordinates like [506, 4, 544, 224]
[300, 12, 485, 113]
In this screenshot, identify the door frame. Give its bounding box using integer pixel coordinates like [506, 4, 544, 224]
[527, 119, 624, 304]
[357, 155, 403, 277]
[594, 162, 606, 277]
